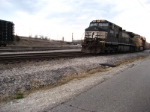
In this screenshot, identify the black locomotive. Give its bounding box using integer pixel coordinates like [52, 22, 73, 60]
[82, 20, 146, 53]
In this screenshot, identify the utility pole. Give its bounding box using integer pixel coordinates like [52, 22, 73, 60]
[72, 33, 73, 42]
[62, 37, 64, 42]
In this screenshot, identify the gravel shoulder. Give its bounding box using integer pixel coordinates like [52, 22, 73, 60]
[0, 51, 149, 112]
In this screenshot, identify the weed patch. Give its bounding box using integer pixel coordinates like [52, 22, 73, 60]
[16, 93, 24, 99]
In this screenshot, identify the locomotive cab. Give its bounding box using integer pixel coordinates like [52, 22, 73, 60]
[84, 20, 109, 41]
[82, 20, 117, 53]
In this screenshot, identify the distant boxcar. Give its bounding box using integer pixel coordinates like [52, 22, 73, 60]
[0, 19, 14, 47]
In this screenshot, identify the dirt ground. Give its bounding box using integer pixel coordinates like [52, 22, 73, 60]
[9, 36, 79, 47]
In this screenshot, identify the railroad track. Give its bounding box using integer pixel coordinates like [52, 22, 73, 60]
[0, 46, 81, 52]
[0, 50, 91, 62]
[0, 49, 136, 63]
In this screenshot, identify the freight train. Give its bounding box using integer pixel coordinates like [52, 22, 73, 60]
[82, 20, 147, 53]
[0, 19, 14, 47]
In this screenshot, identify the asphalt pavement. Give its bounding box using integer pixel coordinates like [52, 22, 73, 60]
[48, 57, 150, 112]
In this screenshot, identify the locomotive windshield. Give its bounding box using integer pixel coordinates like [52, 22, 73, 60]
[90, 23, 98, 26]
[90, 22, 109, 29]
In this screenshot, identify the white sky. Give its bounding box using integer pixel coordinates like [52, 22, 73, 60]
[0, 0, 150, 42]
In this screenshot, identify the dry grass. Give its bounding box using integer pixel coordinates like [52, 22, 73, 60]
[57, 67, 110, 85]
[115, 56, 147, 66]
[11, 36, 68, 47]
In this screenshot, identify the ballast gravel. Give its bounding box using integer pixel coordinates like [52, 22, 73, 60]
[0, 51, 149, 112]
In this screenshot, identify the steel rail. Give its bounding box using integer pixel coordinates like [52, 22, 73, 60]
[0, 51, 88, 61]
[0, 46, 81, 52]
[0, 48, 80, 52]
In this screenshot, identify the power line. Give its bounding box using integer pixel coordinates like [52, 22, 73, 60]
[137, 0, 150, 13]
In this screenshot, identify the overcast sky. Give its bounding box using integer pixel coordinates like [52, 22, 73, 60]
[0, 0, 150, 42]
